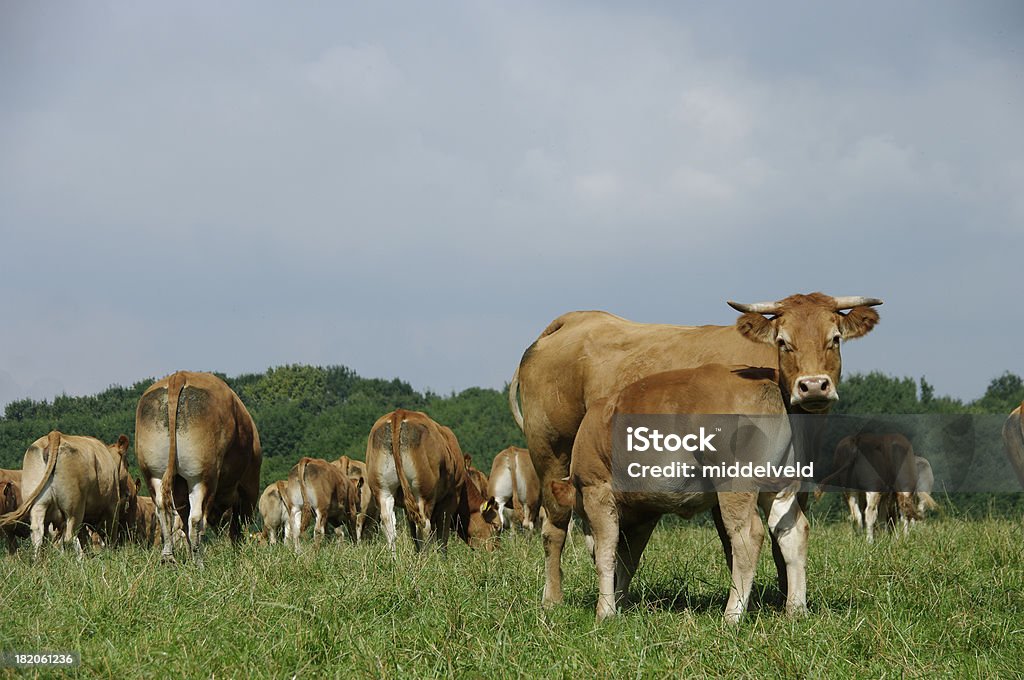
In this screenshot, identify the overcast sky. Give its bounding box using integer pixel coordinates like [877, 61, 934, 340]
[1, 1, 1022, 409]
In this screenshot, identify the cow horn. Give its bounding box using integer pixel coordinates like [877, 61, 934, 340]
[832, 296, 883, 310]
[727, 300, 782, 314]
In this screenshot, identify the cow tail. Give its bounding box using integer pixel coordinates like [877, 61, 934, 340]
[509, 366, 524, 432]
[389, 411, 421, 528]
[509, 450, 523, 519]
[161, 372, 186, 520]
[1002, 404, 1024, 486]
[0, 431, 62, 528]
[298, 459, 311, 512]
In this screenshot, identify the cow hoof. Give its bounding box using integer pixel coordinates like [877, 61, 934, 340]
[161, 554, 178, 566]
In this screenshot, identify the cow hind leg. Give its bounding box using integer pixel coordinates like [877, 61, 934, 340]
[149, 478, 179, 564]
[186, 482, 208, 564]
[62, 510, 85, 561]
[541, 484, 571, 606]
[379, 492, 398, 554]
[30, 504, 48, 559]
[289, 507, 304, 553]
[614, 517, 659, 609]
[863, 492, 881, 544]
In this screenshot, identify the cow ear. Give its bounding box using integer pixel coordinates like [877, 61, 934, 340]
[839, 306, 880, 339]
[735, 313, 776, 345]
[116, 434, 130, 455]
[550, 480, 575, 508]
[480, 498, 498, 522]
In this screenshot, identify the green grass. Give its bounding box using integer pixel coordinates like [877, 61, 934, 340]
[2, 517, 1022, 678]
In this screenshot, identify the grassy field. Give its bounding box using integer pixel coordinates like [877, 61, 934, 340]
[1, 516, 1022, 678]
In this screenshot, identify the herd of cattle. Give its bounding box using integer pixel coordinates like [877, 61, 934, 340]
[2, 292, 1024, 624]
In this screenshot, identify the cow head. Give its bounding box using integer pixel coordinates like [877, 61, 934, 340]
[729, 293, 881, 413]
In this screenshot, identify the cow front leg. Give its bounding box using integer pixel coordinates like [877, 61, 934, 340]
[761, 489, 809, 616]
[720, 492, 761, 624]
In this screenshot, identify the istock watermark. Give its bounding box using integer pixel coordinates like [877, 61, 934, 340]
[611, 413, 1022, 494]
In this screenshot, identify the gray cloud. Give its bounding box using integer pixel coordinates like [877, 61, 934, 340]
[1, 1, 1022, 409]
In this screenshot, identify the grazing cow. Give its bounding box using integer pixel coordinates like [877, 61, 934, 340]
[337, 456, 379, 543]
[487, 447, 542, 531]
[0, 469, 26, 554]
[549, 293, 881, 622]
[1, 479, 18, 553]
[365, 409, 500, 553]
[511, 293, 880, 606]
[911, 455, 938, 523]
[135, 371, 263, 563]
[286, 458, 359, 550]
[131, 495, 161, 547]
[0, 431, 135, 558]
[1003, 403, 1024, 489]
[822, 433, 920, 542]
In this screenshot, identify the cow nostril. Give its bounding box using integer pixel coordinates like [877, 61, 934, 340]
[821, 380, 829, 392]
[799, 381, 809, 393]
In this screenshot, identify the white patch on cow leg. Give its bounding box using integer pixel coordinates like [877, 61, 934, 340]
[379, 492, 397, 554]
[765, 490, 808, 616]
[150, 478, 177, 563]
[496, 500, 509, 530]
[864, 492, 881, 544]
[186, 482, 207, 563]
[29, 504, 48, 559]
[289, 506, 303, 553]
[845, 492, 863, 528]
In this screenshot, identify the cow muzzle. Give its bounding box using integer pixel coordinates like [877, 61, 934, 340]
[791, 375, 838, 410]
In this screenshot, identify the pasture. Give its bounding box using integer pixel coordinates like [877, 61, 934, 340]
[2, 515, 1021, 677]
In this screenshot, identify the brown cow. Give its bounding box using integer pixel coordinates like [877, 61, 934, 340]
[0, 431, 135, 558]
[365, 409, 499, 553]
[135, 371, 262, 563]
[131, 495, 161, 547]
[259, 480, 300, 545]
[1003, 403, 1024, 489]
[821, 433, 921, 543]
[337, 456, 379, 543]
[512, 293, 880, 606]
[488, 446, 542, 531]
[1, 479, 18, 553]
[548, 293, 881, 622]
[286, 457, 358, 550]
[0, 469, 26, 554]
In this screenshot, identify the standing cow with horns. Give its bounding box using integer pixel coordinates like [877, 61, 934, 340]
[509, 293, 882, 614]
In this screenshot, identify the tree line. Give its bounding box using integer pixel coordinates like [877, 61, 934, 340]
[1, 365, 1021, 516]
